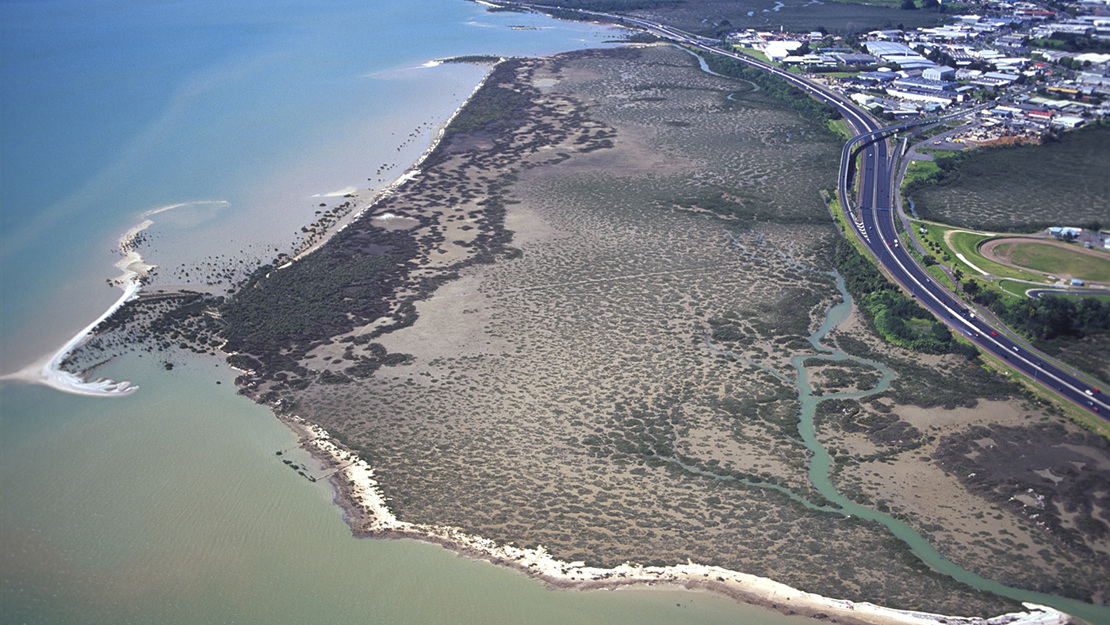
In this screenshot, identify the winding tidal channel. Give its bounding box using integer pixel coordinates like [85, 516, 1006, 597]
[719, 270, 1110, 623]
[682, 39, 1108, 614]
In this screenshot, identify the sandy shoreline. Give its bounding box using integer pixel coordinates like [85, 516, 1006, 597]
[0, 218, 159, 395]
[10, 43, 1085, 623]
[1, 200, 241, 393]
[287, 415, 1069, 625]
[288, 60, 504, 264]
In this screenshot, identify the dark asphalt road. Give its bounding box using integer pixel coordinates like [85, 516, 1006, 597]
[626, 19, 1108, 419]
[500, 4, 1110, 418]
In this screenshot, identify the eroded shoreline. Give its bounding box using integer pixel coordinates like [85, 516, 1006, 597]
[288, 416, 1067, 625]
[41, 45, 1102, 623]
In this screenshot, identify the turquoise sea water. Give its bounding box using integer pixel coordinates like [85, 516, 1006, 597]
[0, 1, 820, 623]
[0, 0, 620, 371]
[2, 2, 1102, 623]
[1, 355, 816, 625]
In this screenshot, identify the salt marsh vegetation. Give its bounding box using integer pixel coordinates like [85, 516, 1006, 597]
[64, 44, 1110, 617]
[912, 122, 1110, 232]
[286, 46, 1018, 614]
[820, 306, 1110, 605]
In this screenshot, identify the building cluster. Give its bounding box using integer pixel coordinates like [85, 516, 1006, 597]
[724, 0, 1110, 138]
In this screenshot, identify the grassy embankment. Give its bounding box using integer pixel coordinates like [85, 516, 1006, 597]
[731, 46, 770, 63]
[910, 224, 1110, 372]
[827, 118, 852, 141]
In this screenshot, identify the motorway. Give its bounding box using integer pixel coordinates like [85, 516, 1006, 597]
[500, 3, 1108, 418]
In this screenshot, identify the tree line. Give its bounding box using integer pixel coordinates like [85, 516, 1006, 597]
[972, 289, 1110, 342]
[834, 238, 978, 357]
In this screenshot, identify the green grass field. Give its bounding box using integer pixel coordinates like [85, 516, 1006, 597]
[948, 231, 1024, 279]
[997, 280, 1031, 297]
[914, 222, 1050, 284]
[1003, 242, 1110, 282]
[903, 159, 942, 188]
[733, 46, 770, 63]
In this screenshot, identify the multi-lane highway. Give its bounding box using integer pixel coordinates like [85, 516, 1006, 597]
[499, 3, 1109, 417]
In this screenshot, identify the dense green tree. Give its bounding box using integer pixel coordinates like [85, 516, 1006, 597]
[972, 292, 1110, 341]
[833, 239, 975, 356]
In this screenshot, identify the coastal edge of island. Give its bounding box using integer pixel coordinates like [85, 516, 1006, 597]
[288, 415, 1069, 625]
[12, 46, 1078, 625]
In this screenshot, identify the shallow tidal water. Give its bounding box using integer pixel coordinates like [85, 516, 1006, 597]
[0, 0, 622, 372]
[3, 1, 1107, 623]
[0, 354, 816, 625]
[0, 1, 816, 623]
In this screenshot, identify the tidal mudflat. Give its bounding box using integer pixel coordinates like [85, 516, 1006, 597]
[819, 306, 1110, 607]
[242, 45, 1019, 615]
[60, 44, 1109, 622]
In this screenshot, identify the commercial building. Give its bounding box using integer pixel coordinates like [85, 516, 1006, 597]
[892, 76, 959, 91]
[923, 66, 957, 81]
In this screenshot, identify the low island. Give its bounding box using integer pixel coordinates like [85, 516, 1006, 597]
[59, 43, 1109, 624]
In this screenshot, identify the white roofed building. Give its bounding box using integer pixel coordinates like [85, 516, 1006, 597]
[1051, 115, 1086, 128]
[864, 41, 918, 57]
[923, 66, 957, 80]
[762, 40, 804, 61]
